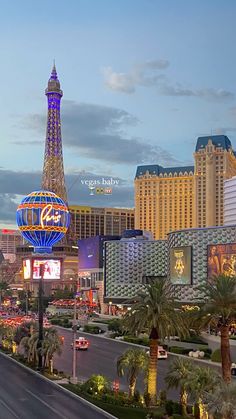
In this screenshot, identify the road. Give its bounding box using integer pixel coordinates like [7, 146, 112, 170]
[54, 328, 221, 401]
[0, 353, 112, 419]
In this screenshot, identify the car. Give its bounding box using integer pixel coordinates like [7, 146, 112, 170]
[71, 337, 89, 350]
[146, 346, 168, 359]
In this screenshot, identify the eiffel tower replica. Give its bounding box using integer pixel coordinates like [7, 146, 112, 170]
[41, 64, 76, 244]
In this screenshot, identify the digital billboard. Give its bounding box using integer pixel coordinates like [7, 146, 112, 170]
[23, 259, 31, 280]
[78, 236, 120, 270]
[208, 243, 236, 279]
[170, 246, 192, 285]
[32, 259, 61, 280]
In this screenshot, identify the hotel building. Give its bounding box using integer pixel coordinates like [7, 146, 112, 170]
[135, 135, 236, 240]
[69, 206, 135, 240]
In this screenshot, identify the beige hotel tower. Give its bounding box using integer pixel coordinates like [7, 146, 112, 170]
[135, 135, 236, 240]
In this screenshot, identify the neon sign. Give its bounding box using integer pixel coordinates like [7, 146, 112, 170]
[40, 204, 61, 228]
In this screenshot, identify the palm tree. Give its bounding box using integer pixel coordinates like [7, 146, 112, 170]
[197, 275, 236, 383]
[0, 281, 11, 306]
[21, 332, 39, 365]
[165, 358, 192, 416]
[186, 366, 221, 419]
[42, 328, 62, 373]
[117, 348, 149, 398]
[204, 381, 236, 419]
[21, 327, 62, 372]
[123, 278, 188, 405]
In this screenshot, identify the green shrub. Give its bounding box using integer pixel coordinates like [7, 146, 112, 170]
[165, 400, 174, 415]
[211, 348, 221, 363]
[123, 336, 149, 346]
[81, 374, 110, 394]
[107, 319, 123, 334]
[83, 325, 103, 334]
[182, 333, 206, 345]
[169, 346, 193, 355]
[172, 402, 182, 414]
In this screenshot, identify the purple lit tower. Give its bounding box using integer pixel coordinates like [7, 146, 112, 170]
[42, 63, 67, 202]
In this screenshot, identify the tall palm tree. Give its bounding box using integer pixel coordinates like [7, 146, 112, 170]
[123, 278, 188, 405]
[165, 358, 192, 416]
[197, 275, 236, 383]
[117, 348, 149, 398]
[204, 381, 236, 419]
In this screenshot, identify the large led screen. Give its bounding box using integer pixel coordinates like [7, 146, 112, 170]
[170, 246, 192, 285]
[33, 259, 61, 280]
[208, 243, 236, 279]
[78, 236, 120, 270]
[23, 259, 31, 280]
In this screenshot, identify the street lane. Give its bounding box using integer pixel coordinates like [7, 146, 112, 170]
[0, 353, 112, 419]
[54, 328, 221, 400]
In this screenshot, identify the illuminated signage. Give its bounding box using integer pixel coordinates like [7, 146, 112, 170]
[208, 243, 236, 279]
[33, 259, 61, 280]
[40, 204, 62, 228]
[23, 259, 31, 280]
[170, 246, 192, 285]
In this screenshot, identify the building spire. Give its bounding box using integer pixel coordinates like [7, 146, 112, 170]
[50, 60, 58, 81]
[46, 61, 62, 96]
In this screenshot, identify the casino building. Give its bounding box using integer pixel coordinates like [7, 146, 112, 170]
[135, 135, 236, 240]
[104, 225, 236, 304]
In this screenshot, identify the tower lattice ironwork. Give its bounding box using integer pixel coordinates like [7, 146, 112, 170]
[42, 64, 67, 202]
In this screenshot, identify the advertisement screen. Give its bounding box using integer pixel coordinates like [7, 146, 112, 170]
[170, 246, 192, 285]
[33, 259, 61, 280]
[78, 237, 100, 269]
[208, 243, 236, 279]
[23, 259, 31, 279]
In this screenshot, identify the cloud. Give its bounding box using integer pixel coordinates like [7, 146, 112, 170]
[103, 60, 234, 102]
[103, 59, 169, 93]
[20, 101, 181, 166]
[0, 168, 134, 225]
[159, 84, 234, 101]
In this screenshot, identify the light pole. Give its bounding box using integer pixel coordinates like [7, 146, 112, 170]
[71, 279, 78, 384]
[37, 265, 44, 371]
[109, 301, 112, 316]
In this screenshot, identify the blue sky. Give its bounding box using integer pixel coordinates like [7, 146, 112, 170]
[1, 0, 236, 225]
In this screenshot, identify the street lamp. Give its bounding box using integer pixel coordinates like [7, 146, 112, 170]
[37, 265, 44, 371]
[70, 279, 78, 384]
[109, 301, 112, 316]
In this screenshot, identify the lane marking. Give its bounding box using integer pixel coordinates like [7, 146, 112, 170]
[0, 398, 20, 419]
[25, 389, 68, 419]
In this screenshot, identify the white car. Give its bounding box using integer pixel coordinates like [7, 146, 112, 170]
[71, 337, 89, 350]
[146, 346, 168, 359]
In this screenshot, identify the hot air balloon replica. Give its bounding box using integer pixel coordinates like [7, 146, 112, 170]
[16, 190, 70, 253]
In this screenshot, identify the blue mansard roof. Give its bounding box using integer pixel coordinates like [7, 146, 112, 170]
[135, 164, 194, 178]
[195, 135, 232, 152]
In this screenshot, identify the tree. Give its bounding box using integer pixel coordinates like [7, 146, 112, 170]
[0, 281, 12, 306]
[165, 358, 192, 416]
[21, 327, 62, 371]
[42, 327, 62, 373]
[204, 381, 236, 419]
[186, 366, 221, 419]
[14, 321, 37, 345]
[123, 278, 188, 405]
[197, 275, 236, 383]
[117, 348, 149, 398]
[52, 287, 74, 300]
[21, 333, 39, 365]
